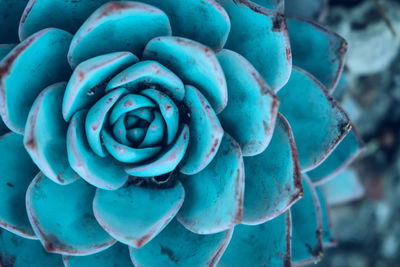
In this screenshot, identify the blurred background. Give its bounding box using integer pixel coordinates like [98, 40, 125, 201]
[295, 0, 400, 266]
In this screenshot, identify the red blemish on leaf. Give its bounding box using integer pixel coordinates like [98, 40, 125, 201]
[124, 99, 133, 107]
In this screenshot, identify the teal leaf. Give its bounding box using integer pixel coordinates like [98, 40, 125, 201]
[26, 173, 116, 255]
[287, 17, 347, 91]
[177, 133, 244, 234]
[250, 0, 284, 12]
[219, 212, 291, 267]
[63, 243, 132, 267]
[217, 49, 279, 156]
[93, 182, 185, 248]
[68, 1, 172, 68]
[129, 219, 232, 267]
[0, 229, 63, 267]
[318, 169, 364, 206]
[278, 67, 350, 171]
[63, 52, 138, 121]
[242, 114, 302, 225]
[24, 82, 79, 185]
[315, 187, 336, 247]
[106, 60, 185, 101]
[0, 28, 72, 133]
[307, 128, 364, 184]
[67, 110, 129, 190]
[140, 0, 230, 50]
[0, 133, 38, 239]
[143, 36, 228, 113]
[125, 125, 189, 177]
[19, 0, 111, 41]
[218, 0, 292, 91]
[179, 85, 224, 175]
[291, 175, 323, 265]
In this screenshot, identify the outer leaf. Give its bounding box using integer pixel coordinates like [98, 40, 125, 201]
[0, 133, 38, 239]
[217, 49, 279, 156]
[0, 229, 63, 267]
[278, 67, 350, 171]
[307, 128, 364, 184]
[291, 175, 323, 266]
[68, 1, 172, 68]
[318, 169, 364, 206]
[63, 243, 132, 267]
[242, 114, 302, 225]
[285, 0, 328, 21]
[0, 28, 72, 133]
[0, 44, 15, 61]
[140, 0, 230, 50]
[26, 173, 116, 255]
[93, 182, 185, 248]
[218, 0, 292, 91]
[177, 133, 244, 234]
[19, 0, 111, 40]
[315, 187, 336, 247]
[24, 82, 79, 185]
[129, 219, 232, 267]
[219, 211, 291, 267]
[179, 85, 224, 175]
[143, 36, 228, 113]
[287, 17, 347, 91]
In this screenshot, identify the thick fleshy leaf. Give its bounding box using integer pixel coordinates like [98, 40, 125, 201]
[24, 82, 79, 185]
[285, 0, 327, 20]
[63, 52, 138, 121]
[85, 88, 128, 157]
[141, 89, 179, 145]
[143, 36, 228, 113]
[0, 44, 15, 60]
[0, 133, 38, 239]
[0, 229, 63, 267]
[106, 60, 185, 101]
[242, 114, 302, 225]
[179, 85, 224, 175]
[26, 173, 116, 255]
[0, 28, 72, 133]
[67, 110, 129, 190]
[318, 169, 364, 206]
[19, 0, 111, 40]
[93, 182, 185, 248]
[177, 133, 244, 234]
[140, 0, 230, 50]
[63, 243, 131, 267]
[315, 187, 336, 247]
[125, 124, 189, 177]
[219, 211, 291, 267]
[101, 129, 161, 163]
[140, 111, 165, 147]
[287, 17, 347, 91]
[217, 49, 279, 156]
[109, 94, 156, 125]
[278, 67, 350, 171]
[68, 1, 172, 68]
[307, 128, 364, 184]
[218, 0, 291, 91]
[130, 219, 232, 267]
[291, 175, 323, 265]
[0, 0, 28, 42]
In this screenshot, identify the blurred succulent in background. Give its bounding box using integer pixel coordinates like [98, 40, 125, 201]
[0, 0, 364, 266]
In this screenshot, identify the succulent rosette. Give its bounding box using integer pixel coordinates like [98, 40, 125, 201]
[0, 0, 364, 266]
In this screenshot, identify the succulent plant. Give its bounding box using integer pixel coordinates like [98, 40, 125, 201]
[0, 0, 364, 266]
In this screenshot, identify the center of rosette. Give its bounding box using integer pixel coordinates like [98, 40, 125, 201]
[85, 87, 180, 165]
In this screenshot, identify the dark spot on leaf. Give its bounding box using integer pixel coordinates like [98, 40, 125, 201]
[160, 245, 179, 263]
[6, 183, 13, 187]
